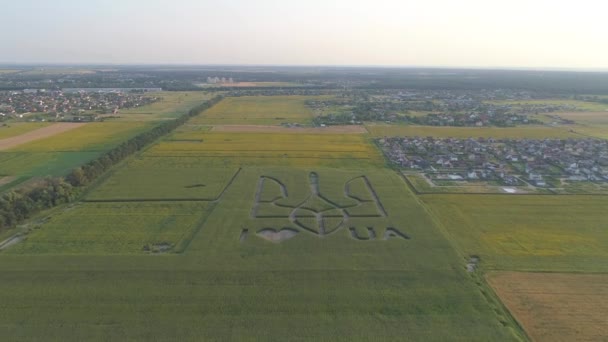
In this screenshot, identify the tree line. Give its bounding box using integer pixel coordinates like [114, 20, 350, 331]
[0, 95, 224, 232]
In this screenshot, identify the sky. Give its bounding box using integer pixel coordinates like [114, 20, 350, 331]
[1, 0, 606, 69]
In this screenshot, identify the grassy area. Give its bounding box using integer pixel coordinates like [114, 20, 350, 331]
[488, 272, 608, 342]
[421, 194, 608, 272]
[0, 122, 51, 139]
[189, 96, 322, 125]
[9, 122, 153, 152]
[366, 124, 577, 138]
[487, 99, 608, 112]
[5, 202, 211, 254]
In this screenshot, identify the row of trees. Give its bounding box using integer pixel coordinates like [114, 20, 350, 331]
[0, 95, 223, 231]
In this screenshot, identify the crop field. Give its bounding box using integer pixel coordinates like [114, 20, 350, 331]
[0, 151, 101, 188]
[188, 96, 327, 125]
[0, 166, 520, 340]
[487, 272, 608, 342]
[421, 194, 608, 272]
[87, 160, 240, 201]
[572, 124, 608, 140]
[0, 122, 50, 139]
[112, 91, 213, 121]
[365, 124, 578, 138]
[487, 99, 608, 112]
[9, 121, 152, 152]
[5, 202, 211, 254]
[147, 131, 383, 168]
[559, 111, 608, 125]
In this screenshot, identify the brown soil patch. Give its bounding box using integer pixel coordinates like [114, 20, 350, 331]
[487, 271, 608, 342]
[212, 125, 367, 134]
[0, 176, 17, 186]
[0, 123, 87, 151]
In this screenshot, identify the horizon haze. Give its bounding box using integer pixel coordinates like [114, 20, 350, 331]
[1, 0, 607, 70]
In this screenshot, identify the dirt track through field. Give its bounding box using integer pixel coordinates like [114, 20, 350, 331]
[0, 123, 87, 151]
[212, 125, 367, 134]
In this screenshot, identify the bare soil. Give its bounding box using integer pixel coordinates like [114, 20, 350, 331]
[0, 123, 87, 151]
[212, 125, 367, 134]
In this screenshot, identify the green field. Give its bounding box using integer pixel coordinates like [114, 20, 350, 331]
[189, 96, 325, 125]
[421, 194, 608, 272]
[6, 202, 211, 254]
[0, 122, 50, 139]
[87, 159, 240, 201]
[0, 166, 520, 340]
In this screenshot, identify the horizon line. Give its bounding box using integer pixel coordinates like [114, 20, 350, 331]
[1, 62, 608, 73]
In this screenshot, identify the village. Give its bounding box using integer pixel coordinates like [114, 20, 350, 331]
[379, 136, 608, 188]
[0, 89, 159, 122]
[308, 88, 580, 127]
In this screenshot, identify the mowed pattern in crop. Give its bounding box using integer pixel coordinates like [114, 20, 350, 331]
[6, 202, 211, 254]
[147, 132, 383, 167]
[189, 96, 324, 125]
[421, 194, 608, 272]
[487, 272, 608, 342]
[87, 159, 239, 201]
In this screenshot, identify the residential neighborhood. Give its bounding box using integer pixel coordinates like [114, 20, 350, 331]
[379, 136, 608, 188]
[0, 89, 159, 122]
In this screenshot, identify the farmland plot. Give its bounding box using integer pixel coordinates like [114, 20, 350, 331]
[421, 194, 608, 272]
[87, 159, 240, 201]
[189, 96, 325, 125]
[5, 202, 211, 254]
[488, 272, 608, 342]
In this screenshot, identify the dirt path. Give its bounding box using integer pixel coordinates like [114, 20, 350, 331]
[0, 123, 87, 151]
[212, 125, 367, 134]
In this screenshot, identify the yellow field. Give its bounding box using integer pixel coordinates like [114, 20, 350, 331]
[558, 112, 608, 125]
[487, 272, 608, 342]
[421, 194, 608, 272]
[9, 122, 152, 152]
[572, 124, 608, 139]
[366, 124, 577, 138]
[189, 96, 328, 125]
[148, 132, 382, 167]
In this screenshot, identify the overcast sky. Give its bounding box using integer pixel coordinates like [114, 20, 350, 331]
[1, 0, 606, 69]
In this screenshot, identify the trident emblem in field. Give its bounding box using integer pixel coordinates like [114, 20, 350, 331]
[244, 172, 408, 242]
